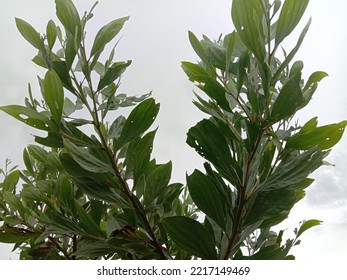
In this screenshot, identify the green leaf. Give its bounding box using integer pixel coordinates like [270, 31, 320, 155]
[63, 138, 113, 173]
[46, 212, 84, 235]
[188, 31, 209, 64]
[23, 148, 35, 174]
[43, 70, 64, 123]
[287, 119, 347, 150]
[244, 189, 297, 227]
[3, 191, 26, 217]
[55, 0, 81, 35]
[72, 177, 129, 207]
[303, 71, 328, 92]
[0, 105, 53, 131]
[231, 0, 266, 62]
[2, 170, 20, 192]
[73, 241, 112, 258]
[143, 162, 172, 205]
[200, 37, 227, 70]
[56, 174, 76, 217]
[187, 119, 241, 185]
[90, 16, 129, 57]
[297, 219, 322, 239]
[275, 0, 309, 46]
[271, 70, 304, 121]
[46, 20, 57, 49]
[125, 130, 156, 183]
[115, 98, 159, 150]
[34, 132, 64, 148]
[64, 31, 78, 69]
[52, 61, 75, 92]
[97, 61, 132, 91]
[187, 170, 226, 229]
[257, 148, 327, 193]
[162, 216, 217, 259]
[15, 18, 44, 51]
[181, 62, 230, 111]
[75, 202, 106, 237]
[27, 144, 48, 163]
[0, 227, 38, 244]
[243, 243, 290, 260]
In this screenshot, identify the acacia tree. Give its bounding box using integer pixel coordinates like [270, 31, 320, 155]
[0, 0, 345, 260]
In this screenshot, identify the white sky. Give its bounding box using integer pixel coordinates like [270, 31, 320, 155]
[0, 0, 346, 260]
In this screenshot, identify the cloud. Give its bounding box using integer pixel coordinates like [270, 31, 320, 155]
[304, 146, 347, 209]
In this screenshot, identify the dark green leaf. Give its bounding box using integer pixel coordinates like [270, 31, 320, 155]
[0, 227, 38, 244]
[187, 170, 226, 229]
[34, 132, 64, 148]
[275, 0, 309, 46]
[271, 70, 304, 121]
[27, 144, 48, 163]
[46, 212, 84, 235]
[187, 119, 241, 185]
[162, 216, 217, 259]
[125, 130, 156, 183]
[15, 18, 44, 51]
[57, 174, 76, 217]
[90, 16, 129, 57]
[97, 61, 131, 91]
[75, 202, 106, 237]
[144, 162, 172, 205]
[244, 189, 297, 227]
[73, 240, 112, 258]
[52, 61, 75, 92]
[64, 31, 78, 69]
[115, 98, 159, 150]
[63, 139, 113, 173]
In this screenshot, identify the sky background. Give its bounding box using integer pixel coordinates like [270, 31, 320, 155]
[0, 0, 346, 260]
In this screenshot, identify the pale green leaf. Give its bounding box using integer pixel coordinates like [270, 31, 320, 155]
[297, 219, 322, 239]
[275, 0, 309, 46]
[15, 18, 44, 51]
[46, 20, 57, 49]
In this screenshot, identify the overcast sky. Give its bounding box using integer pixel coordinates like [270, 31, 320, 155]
[0, 0, 346, 260]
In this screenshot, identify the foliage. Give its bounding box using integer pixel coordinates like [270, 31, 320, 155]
[0, 0, 346, 260]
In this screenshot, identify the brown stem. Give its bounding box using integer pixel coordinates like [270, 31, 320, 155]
[48, 236, 71, 260]
[223, 129, 265, 259]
